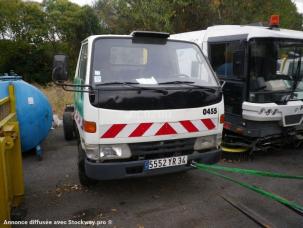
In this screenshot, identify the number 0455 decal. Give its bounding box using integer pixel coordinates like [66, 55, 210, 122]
[203, 108, 217, 115]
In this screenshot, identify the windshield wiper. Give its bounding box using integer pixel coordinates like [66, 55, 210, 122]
[96, 81, 167, 94]
[97, 81, 139, 86]
[159, 80, 220, 91]
[159, 80, 195, 85]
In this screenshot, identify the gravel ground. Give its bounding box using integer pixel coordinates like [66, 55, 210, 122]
[20, 127, 303, 228]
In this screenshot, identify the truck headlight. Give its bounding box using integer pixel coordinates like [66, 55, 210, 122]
[84, 144, 131, 161]
[194, 134, 221, 150]
[100, 144, 131, 160]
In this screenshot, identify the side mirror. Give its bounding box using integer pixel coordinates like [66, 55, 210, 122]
[233, 50, 245, 78]
[52, 54, 68, 82]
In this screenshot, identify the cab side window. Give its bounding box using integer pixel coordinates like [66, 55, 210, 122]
[209, 41, 244, 79]
[78, 43, 88, 81]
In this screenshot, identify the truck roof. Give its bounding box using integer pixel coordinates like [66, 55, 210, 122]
[82, 34, 130, 43]
[83, 33, 193, 44]
[173, 25, 303, 43]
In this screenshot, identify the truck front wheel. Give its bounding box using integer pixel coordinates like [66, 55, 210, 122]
[63, 111, 75, 141]
[78, 143, 98, 187]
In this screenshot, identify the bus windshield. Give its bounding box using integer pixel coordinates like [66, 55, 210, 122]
[248, 38, 303, 103]
[91, 38, 219, 87]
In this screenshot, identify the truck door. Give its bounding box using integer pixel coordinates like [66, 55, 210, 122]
[75, 43, 88, 118]
[208, 40, 247, 117]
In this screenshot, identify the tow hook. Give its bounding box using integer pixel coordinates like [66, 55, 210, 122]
[189, 160, 197, 167]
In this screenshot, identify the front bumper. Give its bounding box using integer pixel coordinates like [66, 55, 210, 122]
[85, 149, 221, 180]
[242, 101, 303, 127]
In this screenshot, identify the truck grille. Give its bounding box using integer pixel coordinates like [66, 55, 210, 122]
[129, 138, 196, 160]
[284, 114, 303, 126]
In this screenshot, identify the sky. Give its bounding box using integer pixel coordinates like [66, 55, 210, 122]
[293, 0, 303, 13]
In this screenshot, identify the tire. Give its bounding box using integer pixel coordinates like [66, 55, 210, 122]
[63, 111, 75, 141]
[78, 143, 98, 187]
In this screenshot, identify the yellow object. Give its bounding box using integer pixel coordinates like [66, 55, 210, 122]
[0, 84, 24, 227]
[221, 145, 249, 153]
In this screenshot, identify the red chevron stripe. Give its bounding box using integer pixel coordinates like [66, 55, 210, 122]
[155, 123, 177, 136]
[129, 122, 153, 137]
[100, 118, 217, 138]
[180, 120, 199, 132]
[101, 124, 127, 138]
[201, 119, 215, 130]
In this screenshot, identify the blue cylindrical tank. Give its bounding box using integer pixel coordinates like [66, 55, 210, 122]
[0, 75, 53, 152]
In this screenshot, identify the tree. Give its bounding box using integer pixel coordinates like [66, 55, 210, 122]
[170, 0, 215, 33]
[94, 0, 303, 34]
[0, 0, 47, 42]
[0, 0, 105, 83]
[94, 0, 173, 33]
[0, 0, 302, 84]
[210, 0, 302, 29]
[42, 0, 105, 78]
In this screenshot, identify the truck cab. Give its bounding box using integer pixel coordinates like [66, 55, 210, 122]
[172, 17, 303, 152]
[53, 31, 224, 185]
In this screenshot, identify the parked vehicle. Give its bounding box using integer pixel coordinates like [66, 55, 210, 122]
[172, 16, 303, 152]
[52, 31, 224, 185]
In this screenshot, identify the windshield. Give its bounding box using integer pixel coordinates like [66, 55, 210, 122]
[248, 38, 303, 103]
[91, 38, 218, 87]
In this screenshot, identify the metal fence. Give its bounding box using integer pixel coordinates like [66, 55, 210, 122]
[0, 84, 24, 227]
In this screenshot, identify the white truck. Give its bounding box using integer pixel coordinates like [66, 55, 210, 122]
[52, 31, 224, 186]
[172, 16, 303, 152]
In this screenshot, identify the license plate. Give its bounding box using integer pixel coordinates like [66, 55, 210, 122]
[144, 156, 188, 170]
